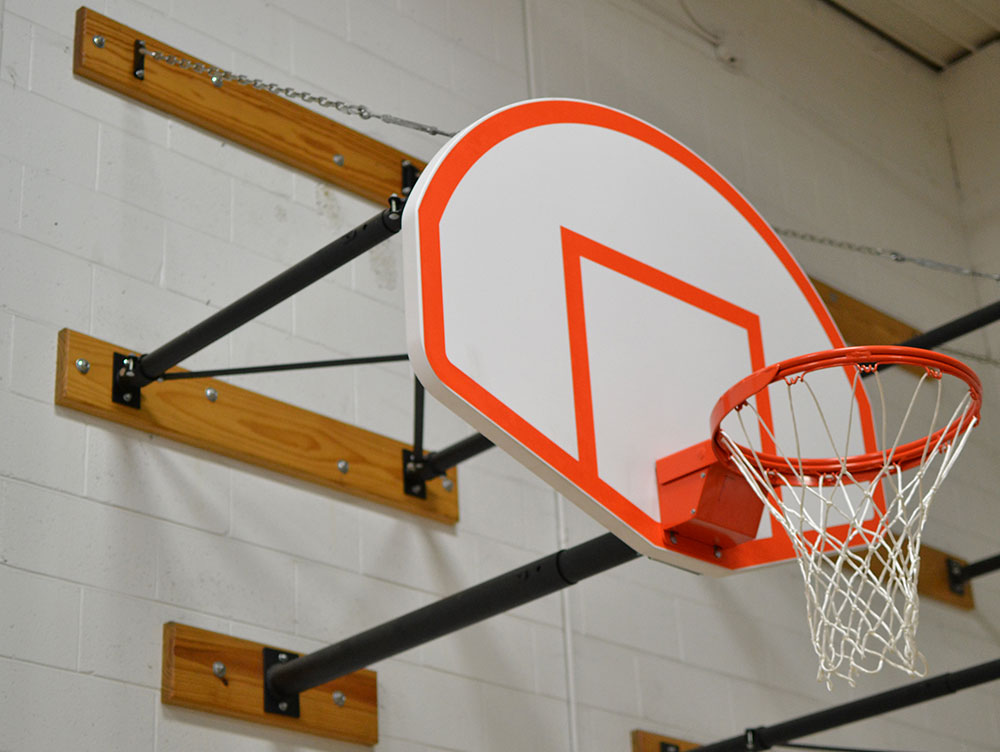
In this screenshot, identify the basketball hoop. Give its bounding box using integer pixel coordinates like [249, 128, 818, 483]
[710, 346, 981, 686]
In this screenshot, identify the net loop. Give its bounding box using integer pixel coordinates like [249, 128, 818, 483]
[710, 346, 981, 686]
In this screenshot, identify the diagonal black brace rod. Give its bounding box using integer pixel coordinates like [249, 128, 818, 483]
[946, 552, 1000, 595]
[415, 432, 495, 480]
[118, 199, 403, 393]
[690, 658, 1000, 751]
[265, 532, 639, 697]
[895, 299, 1000, 351]
[157, 353, 408, 380]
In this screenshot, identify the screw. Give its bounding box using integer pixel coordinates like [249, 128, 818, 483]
[75, 358, 91, 374]
[332, 690, 346, 707]
[410, 484, 422, 494]
[205, 387, 218, 402]
[122, 393, 133, 403]
[332, 154, 345, 166]
[92, 35, 105, 48]
[442, 478, 454, 492]
[714, 546, 723, 560]
[212, 661, 227, 678]
[278, 701, 288, 712]
[337, 459, 349, 474]
[135, 68, 144, 80]
[669, 531, 678, 545]
[211, 75, 223, 88]
[700, 472, 706, 478]
[278, 653, 289, 662]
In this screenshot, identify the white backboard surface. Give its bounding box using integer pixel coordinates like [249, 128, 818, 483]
[402, 99, 877, 574]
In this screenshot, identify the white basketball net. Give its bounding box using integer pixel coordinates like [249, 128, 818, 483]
[718, 366, 978, 687]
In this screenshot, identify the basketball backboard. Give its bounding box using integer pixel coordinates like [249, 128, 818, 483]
[401, 99, 881, 575]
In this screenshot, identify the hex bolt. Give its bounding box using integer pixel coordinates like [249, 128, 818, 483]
[337, 459, 349, 474]
[211, 75, 223, 88]
[332, 690, 346, 707]
[442, 478, 454, 492]
[92, 35, 105, 48]
[205, 387, 218, 402]
[212, 661, 227, 678]
[332, 154, 345, 166]
[122, 393, 133, 403]
[75, 358, 91, 374]
[278, 653, 289, 662]
[135, 68, 145, 80]
[410, 484, 422, 495]
[278, 701, 289, 712]
[714, 546, 723, 560]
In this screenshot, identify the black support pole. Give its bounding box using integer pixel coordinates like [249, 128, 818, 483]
[265, 532, 639, 697]
[123, 202, 403, 389]
[416, 432, 495, 480]
[896, 299, 1000, 350]
[690, 658, 1000, 751]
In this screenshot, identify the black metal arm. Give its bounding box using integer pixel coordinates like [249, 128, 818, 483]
[691, 659, 1000, 751]
[265, 532, 639, 698]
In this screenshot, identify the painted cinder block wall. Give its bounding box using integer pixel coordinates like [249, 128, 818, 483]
[1, 1, 997, 750]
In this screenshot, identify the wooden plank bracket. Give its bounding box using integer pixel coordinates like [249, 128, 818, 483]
[162, 623, 378, 745]
[56, 329, 459, 524]
[632, 729, 700, 752]
[73, 6, 426, 205]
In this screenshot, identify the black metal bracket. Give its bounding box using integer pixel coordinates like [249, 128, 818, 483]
[262, 647, 301, 718]
[402, 448, 427, 499]
[133, 39, 146, 80]
[111, 352, 142, 408]
[744, 727, 767, 751]
[401, 160, 420, 196]
[947, 557, 966, 596]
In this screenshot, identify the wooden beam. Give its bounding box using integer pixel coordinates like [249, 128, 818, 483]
[56, 329, 458, 524]
[632, 729, 700, 752]
[73, 7, 426, 205]
[162, 623, 377, 744]
[917, 544, 975, 610]
[811, 278, 920, 346]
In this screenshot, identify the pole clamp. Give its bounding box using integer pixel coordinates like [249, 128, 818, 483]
[263, 647, 301, 717]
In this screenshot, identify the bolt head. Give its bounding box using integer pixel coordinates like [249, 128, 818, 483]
[205, 387, 218, 402]
[714, 547, 723, 560]
[410, 484, 423, 494]
[332, 690, 346, 707]
[332, 154, 345, 166]
[212, 661, 226, 678]
[135, 68, 144, 80]
[337, 459, 349, 474]
[669, 531, 678, 545]
[122, 392, 133, 403]
[92, 35, 105, 48]
[442, 478, 454, 492]
[75, 358, 91, 374]
[277, 701, 288, 712]
[277, 652, 288, 662]
[211, 75, 223, 88]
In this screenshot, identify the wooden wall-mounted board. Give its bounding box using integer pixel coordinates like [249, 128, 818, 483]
[917, 544, 975, 610]
[811, 279, 921, 346]
[632, 729, 700, 751]
[73, 7, 426, 205]
[162, 623, 377, 744]
[56, 329, 458, 524]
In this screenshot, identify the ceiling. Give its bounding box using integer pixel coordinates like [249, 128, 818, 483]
[822, 0, 1000, 70]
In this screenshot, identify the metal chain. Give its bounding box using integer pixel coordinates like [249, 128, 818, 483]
[140, 50, 998, 287]
[774, 227, 1000, 283]
[138, 46, 456, 138]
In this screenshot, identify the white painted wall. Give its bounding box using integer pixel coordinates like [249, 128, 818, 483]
[1, 1, 997, 750]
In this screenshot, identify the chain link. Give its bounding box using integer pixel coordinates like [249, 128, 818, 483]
[774, 227, 1000, 284]
[139, 47, 456, 138]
